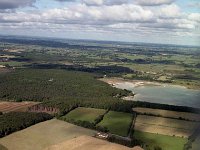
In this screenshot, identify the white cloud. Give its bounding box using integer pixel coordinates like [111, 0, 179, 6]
[135, 0, 175, 6]
[0, 0, 199, 45]
[82, 0, 129, 6]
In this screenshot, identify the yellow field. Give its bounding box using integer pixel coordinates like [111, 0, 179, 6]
[134, 115, 199, 138]
[133, 107, 200, 121]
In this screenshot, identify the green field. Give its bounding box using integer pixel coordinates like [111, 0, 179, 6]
[134, 131, 187, 150]
[97, 111, 133, 137]
[61, 107, 106, 123]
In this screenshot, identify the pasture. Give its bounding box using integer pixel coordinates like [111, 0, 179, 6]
[133, 107, 200, 121]
[0, 119, 96, 150]
[134, 115, 199, 138]
[134, 131, 187, 150]
[61, 107, 106, 123]
[97, 111, 133, 137]
[0, 101, 39, 113]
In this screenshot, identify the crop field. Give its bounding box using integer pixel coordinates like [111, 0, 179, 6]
[134, 115, 199, 137]
[133, 107, 200, 121]
[61, 107, 106, 123]
[0, 101, 39, 113]
[97, 111, 133, 137]
[45, 135, 143, 150]
[0, 119, 96, 150]
[134, 131, 187, 150]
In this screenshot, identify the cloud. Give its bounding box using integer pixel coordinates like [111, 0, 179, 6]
[82, 0, 130, 6]
[188, 2, 200, 9]
[0, 0, 36, 9]
[135, 0, 175, 6]
[54, 0, 76, 2]
[0, 1, 199, 45]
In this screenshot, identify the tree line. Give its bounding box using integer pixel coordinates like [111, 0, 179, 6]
[0, 112, 52, 138]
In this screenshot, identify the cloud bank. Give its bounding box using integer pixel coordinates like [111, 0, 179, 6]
[0, 0, 199, 45]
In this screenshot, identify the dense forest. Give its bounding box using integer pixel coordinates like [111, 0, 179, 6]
[0, 112, 52, 137]
[0, 69, 134, 114]
[0, 69, 199, 115]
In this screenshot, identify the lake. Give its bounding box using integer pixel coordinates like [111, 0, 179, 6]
[114, 82, 200, 108]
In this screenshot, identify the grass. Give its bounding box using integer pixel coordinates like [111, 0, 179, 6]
[0, 61, 27, 67]
[0, 119, 96, 150]
[134, 130, 187, 150]
[97, 111, 133, 137]
[61, 107, 106, 123]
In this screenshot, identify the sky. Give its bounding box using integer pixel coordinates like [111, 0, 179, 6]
[0, 0, 199, 46]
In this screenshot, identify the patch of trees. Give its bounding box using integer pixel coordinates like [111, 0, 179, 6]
[184, 125, 200, 150]
[60, 118, 108, 133]
[195, 63, 200, 68]
[0, 112, 53, 137]
[107, 134, 142, 148]
[9, 57, 31, 62]
[28, 104, 59, 115]
[132, 101, 200, 114]
[114, 58, 175, 65]
[173, 74, 199, 81]
[24, 63, 134, 75]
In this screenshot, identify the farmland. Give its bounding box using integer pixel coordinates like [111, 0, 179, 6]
[97, 111, 133, 137]
[0, 101, 39, 113]
[45, 135, 143, 150]
[134, 115, 199, 138]
[133, 107, 200, 121]
[0, 37, 200, 149]
[134, 131, 187, 150]
[61, 107, 106, 123]
[0, 119, 96, 150]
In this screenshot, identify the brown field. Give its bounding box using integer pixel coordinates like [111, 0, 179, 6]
[133, 107, 200, 121]
[45, 135, 143, 150]
[0, 101, 39, 113]
[0, 119, 96, 150]
[0, 119, 143, 150]
[0, 68, 11, 74]
[134, 115, 199, 138]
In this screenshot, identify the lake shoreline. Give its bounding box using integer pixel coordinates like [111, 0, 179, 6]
[100, 77, 200, 108]
[100, 77, 188, 90]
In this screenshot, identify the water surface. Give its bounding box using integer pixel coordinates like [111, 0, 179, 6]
[114, 82, 200, 108]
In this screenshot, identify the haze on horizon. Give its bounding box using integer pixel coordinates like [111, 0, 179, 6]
[0, 0, 199, 46]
